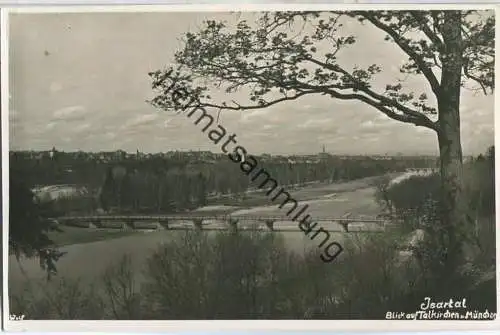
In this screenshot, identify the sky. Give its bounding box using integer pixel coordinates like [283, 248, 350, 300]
[8, 10, 495, 156]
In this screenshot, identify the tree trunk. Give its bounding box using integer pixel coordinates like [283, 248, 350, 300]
[436, 109, 463, 264]
[436, 11, 464, 271]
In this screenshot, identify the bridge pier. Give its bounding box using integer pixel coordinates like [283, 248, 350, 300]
[125, 219, 135, 230]
[193, 219, 203, 230]
[338, 213, 352, 232]
[264, 219, 274, 231]
[228, 218, 239, 232]
[159, 219, 169, 229]
[338, 221, 350, 232]
[91, 219, 102, 229]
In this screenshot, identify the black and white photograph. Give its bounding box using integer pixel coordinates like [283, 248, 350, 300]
[4, 5, 497, 326]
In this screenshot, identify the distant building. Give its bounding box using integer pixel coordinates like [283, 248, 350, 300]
[49, 146, 57, 159]
[32, 184, 94, 215]
[32, 184, 89, 203]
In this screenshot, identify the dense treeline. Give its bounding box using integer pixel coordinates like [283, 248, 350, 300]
[376, 146, 494, 222]
[10, 150, 436, 214]
[372, 146, 496, 313]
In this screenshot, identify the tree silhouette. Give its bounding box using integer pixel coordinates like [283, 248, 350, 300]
[9, 170, 65, 279]
[149, 10, 494, 270]
[196, 172, 208, 206]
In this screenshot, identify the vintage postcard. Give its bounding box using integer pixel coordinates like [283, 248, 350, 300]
[2, 4, 498, 332]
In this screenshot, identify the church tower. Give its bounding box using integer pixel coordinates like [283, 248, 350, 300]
[49, 146, 57, 159]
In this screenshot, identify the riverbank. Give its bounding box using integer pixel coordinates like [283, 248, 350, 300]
[45, 174, 398, 247]
[10, 174, 394, 289]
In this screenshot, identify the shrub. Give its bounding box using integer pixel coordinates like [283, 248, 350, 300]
[376, 172, 441, 224]
[10, 278, 105, 319]
[306, 230, 414, 319]
[9, 172, 65, 279]
[372, 147, 496, 315]
[140, 230, 342, 319]
[101, 254, 142, 319]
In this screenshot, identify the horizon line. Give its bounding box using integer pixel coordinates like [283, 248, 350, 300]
[9, 148, 459, 157]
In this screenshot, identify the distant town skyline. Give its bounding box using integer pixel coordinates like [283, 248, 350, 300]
[8, 11, 495, 156]
[7, 146, 457, 158]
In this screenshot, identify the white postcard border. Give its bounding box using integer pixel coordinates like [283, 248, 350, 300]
[1, 3, 499, 332]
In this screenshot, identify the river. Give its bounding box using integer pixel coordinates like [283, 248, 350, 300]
[8, 175, 391, 294]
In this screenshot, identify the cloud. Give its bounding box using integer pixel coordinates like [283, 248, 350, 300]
[74, 123, 91, 133]
[45, 122, 57, 130]
[415, 126, 434, 133]
[360, 120, 376, 128]
[364, 136, 381, 142]
[471, 124, 494, 136]
[239, 109, 272, 123]
[122, 113, 160, 128]
[163, 118, 173, 128]
[50, 82, 63, 93]
[262, 124, 276, 130]
[101, 132, 117, 140]
[296, 117, 335, 129]
[52, 105, 88, 121]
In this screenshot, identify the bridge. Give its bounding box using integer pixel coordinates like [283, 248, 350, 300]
[405, 168, 438, 173]
[55, 213, 394, 233]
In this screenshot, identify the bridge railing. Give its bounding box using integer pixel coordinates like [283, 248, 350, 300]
[55, 213, 393, 233]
